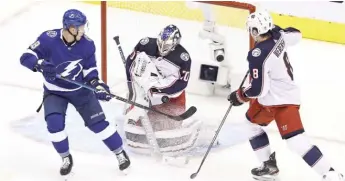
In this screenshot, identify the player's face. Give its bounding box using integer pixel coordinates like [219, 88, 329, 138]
[249, 27, 259, 41]
[75, 25, 85, 41]
[69, 23, 88, 41]
[157, 38, 174, 56]
[246, 19, 260, 42]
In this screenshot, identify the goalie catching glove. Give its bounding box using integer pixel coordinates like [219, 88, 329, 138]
[89, 78, 112, 101]
[228, 88, 250, 106]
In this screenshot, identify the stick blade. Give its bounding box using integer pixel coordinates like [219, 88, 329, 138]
[171, 106, 197, 121]
[190, 173, 198, 179]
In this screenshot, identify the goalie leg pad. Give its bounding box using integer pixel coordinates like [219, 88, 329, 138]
[124, 81, 150, 122]
[124, 118, 202, 156]
[147, 92, 186, 131]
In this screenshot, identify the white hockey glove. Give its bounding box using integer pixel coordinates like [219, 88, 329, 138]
[131, 52, 160, 93]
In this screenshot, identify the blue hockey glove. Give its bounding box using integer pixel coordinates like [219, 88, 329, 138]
[90, 78, 112, 101]
[36, 59, 57, 81]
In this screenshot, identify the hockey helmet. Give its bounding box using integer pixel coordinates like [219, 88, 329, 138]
[157, 24, 182, 56]
[63, 9, 87, 29]
[246, 11, 273, 39]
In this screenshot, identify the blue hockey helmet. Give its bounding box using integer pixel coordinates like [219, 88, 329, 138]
[62, 9, 87, 29]
[157, 24, 182, 56]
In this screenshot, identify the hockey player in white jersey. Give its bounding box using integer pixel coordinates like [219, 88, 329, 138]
[227, 11, 344, 181]
[123, 25, 201, 157]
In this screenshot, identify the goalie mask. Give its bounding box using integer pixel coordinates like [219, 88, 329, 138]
[157, 24, 182, 56]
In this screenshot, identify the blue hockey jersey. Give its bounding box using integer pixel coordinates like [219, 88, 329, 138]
[20, 29, 99, 93]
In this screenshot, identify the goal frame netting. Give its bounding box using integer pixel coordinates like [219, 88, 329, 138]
[99, 1, 256, 83]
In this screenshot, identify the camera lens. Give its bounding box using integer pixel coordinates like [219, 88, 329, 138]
[216, 54, 224, 62]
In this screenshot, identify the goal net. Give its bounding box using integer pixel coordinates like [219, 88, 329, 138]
[90, 1, 257, 156]
[96, 1, 255, 97]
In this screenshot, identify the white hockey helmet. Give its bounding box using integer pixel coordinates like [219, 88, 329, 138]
[246, 11, 273, 40]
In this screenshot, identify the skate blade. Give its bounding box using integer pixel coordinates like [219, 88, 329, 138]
[62, 172, 74, 181]
[119, 166, 131, 176]
[253, 174, 279, 181]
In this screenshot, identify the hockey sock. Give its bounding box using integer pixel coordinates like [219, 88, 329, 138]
[88, 120, 123, 153]
[303, 146, 332, 175]
[286, 133, 332, 175]
[249, 131, 271, 162]
[46, 113, 70, 157]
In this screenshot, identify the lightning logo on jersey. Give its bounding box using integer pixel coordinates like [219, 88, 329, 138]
[57, 59, 83, 80]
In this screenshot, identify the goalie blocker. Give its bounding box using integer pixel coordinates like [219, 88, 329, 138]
[123, 25, 202, 156]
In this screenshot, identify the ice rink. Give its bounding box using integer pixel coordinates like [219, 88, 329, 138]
[1, 1, 345, 181]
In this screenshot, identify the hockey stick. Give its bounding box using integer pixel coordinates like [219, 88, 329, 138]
[112, 35, 136, 115]
[113, 36, 164, 161]
[113, 36, 170, 104]
[55, 74, 196, 121]
[113, 36, 126, 65]
[190, 71, 250, 179]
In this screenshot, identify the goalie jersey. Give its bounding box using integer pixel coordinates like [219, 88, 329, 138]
[20, 29, 99, 93]
[243, 25, 302, 106]
[126, 37, 191, 98]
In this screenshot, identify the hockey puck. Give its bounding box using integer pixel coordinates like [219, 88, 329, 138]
[161, 96, 169, 103]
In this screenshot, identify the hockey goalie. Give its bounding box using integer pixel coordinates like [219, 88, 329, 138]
[123, 25, 201, 157]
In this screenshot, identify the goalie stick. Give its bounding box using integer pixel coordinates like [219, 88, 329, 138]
[55, 74, 196, 121]
[112, 36, 163, 160]
[113, 36, 170, 104]
[190, 70, 250, 179]
[113, 36, 199, 163]
[112, 36, 195, 118]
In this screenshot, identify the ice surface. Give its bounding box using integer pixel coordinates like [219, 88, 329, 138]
[1, 1, 345, 181]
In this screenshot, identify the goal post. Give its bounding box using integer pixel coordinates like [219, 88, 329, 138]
[101, 1, 107, 83]
[98, 1, 256, 96]
[197, 1, 256, 49]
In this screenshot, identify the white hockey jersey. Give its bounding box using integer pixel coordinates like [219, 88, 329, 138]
[243, 25, 302, 106]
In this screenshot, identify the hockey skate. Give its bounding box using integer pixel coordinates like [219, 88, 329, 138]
[252, 152, 279, 181]
[116, 150, 131, 174]
[60, 154, 73, 180]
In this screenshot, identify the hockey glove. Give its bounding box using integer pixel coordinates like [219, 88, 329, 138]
[36, 59, 57, 81]
[89, 78, 112, 101]
[132, 52, 159, 93]
[228, 88, 250, 106]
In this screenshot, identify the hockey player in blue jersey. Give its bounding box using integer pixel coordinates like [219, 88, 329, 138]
[19, 9, 130, 176]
